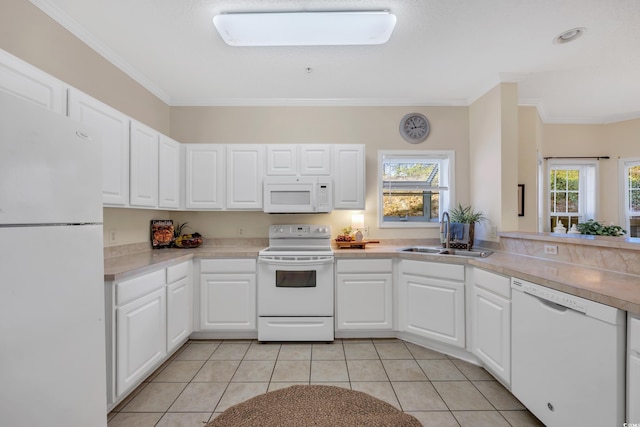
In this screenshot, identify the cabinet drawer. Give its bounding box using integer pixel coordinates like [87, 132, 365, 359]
[474, 268, 510, 298]
[401, 259, 464, 281]
[116, 269, 166, 306]
[630, 314, 640, 352]
[337, 258, 392, 274]
[201, 258, 256, 273]
[167, 261, 190, 283]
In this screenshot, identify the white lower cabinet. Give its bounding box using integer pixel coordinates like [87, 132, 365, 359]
[106, 260, 192, 409]
[629, 313, 640, 423]
[199, 259, 256, 330]
[114, 270, 166, 398]
[399, 260, 465, 348]
[166, 261, 193, 353]
[336, 258, 393, 331]
[469, 268, 511, 386]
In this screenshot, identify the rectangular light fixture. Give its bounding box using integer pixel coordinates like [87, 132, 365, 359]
[213, 10, 396, 47]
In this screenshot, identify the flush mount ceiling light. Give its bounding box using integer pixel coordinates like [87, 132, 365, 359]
[553, 27, 586, 44]
[213, 10, 396, 46]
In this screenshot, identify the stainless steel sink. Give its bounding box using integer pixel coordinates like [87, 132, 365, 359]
[399, 246, 493, 258]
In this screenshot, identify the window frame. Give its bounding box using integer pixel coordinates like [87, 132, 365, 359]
[618, 157, 640, 237]
[377, 150, 455, 228]
[546, 159, 598, 230]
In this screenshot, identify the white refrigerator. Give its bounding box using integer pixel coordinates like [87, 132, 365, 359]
[0, 91, 107, 426]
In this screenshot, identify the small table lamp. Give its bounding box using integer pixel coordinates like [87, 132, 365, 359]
[351, 214, 365, 242]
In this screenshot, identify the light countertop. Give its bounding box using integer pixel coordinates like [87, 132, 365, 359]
[104, 239, 640, 315]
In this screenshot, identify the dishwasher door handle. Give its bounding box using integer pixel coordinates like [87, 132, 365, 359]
[533, 294, 570, 313]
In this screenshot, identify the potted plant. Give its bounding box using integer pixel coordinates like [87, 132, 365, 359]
[576, 219, 626, 236]
[447, 204, 486, 249]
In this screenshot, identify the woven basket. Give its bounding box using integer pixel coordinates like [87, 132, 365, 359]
[442, 223, 475, 250]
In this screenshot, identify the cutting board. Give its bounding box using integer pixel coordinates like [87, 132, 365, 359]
[334, 240, 380, 249]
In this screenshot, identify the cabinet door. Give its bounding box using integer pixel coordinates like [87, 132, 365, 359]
[0, 50, 67, 114]
[471, 286, 511, 384]
[266, 144, 297, 175]
[336, 273, 393, 330]
[185, 144, 225, 209]
[158, 135, 181, 209]
[68, 89, 130, 206]
[629, 314, 640, 422]
[333, 144, 365, 209]
[130, 120, 159, 207]
[167, 276, 192, 353]
[200, 273, 256, 330]
[227, 145, 264, 209]
[400, 266, 465, 347]
[300, 145, 331, 175]
[116, 287, 166, 396]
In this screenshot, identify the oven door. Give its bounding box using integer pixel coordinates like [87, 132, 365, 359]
[258, 256, 334, 316]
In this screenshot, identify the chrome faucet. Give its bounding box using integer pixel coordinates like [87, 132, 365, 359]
[440, 211, 452, 254]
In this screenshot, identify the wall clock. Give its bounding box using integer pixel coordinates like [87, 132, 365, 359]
[399, 113, 430, 143]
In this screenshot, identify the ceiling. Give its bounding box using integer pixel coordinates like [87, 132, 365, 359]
[31, 0, 640, 124]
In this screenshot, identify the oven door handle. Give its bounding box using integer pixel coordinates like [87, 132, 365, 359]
[258, 256, 334, 266]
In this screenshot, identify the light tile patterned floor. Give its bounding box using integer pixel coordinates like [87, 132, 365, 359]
[107, 338, 544, 427]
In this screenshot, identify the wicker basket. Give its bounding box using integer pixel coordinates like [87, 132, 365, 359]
[442, 223, 475, 250]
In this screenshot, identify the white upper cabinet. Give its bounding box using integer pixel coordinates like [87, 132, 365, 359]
[266, 144, 332, 176]
[185, 144, 225, 209]
[158, 135, 181, 209]
[0, 49, 67, 114]
[333, 144, 365, 209]
[68, 89, 130, 206]
[300, 145, 332, 175]
[266, 144, 297, 175]
[129, 120, 159, 208]
[227, 145, 264, 210]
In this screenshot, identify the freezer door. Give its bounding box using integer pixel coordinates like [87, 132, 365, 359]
[0, 225, 107, 426]
[0, 91, 102, 224]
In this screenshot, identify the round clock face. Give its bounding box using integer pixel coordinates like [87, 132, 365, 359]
[400, 113, 430, 143]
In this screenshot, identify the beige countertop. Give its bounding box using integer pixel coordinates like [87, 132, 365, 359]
[104, 240, 640, 315]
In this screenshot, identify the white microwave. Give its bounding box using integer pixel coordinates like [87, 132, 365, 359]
[263, 176, 332, 213]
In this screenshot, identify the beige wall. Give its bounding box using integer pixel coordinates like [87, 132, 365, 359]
[4, 0, 640, 244]
[540, 120, 640, 226]
[518, 106, 542, 232]
[170, 105, 470, 240]
[0, 0, 170, 133]
[469, 83, 519, 240]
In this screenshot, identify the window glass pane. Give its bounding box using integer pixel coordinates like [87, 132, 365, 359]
[566, 170, 579, 191]
[567, 192, 579, 212]
[629, 166, 640, 189]
[631, 189, 640, 212]
[379, 150, 453, 227]
[630, 216, 640, 238]
[555, 191, 567, 212]
[383, 191, 439, 220]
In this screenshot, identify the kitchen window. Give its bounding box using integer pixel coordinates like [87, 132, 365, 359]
[378, 150, 454, 228]
[547, 160, 597, 230]
[620, 158, 640, 237]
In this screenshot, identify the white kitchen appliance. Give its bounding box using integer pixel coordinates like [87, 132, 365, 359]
[258, 224, 334, 341]
[0, 92, 107, 426]
[511, 278, 625, 427]
[263, 176, 332, 213]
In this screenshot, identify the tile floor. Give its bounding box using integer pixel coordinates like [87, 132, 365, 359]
[107, 338, 544, 427]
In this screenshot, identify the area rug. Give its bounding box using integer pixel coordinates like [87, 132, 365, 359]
[206, 385, 422, 427]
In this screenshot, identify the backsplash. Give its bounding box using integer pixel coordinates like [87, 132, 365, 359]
[500, 232, 640, 276]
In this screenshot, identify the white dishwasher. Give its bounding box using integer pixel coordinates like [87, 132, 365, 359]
[511, 278, 626, 427]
